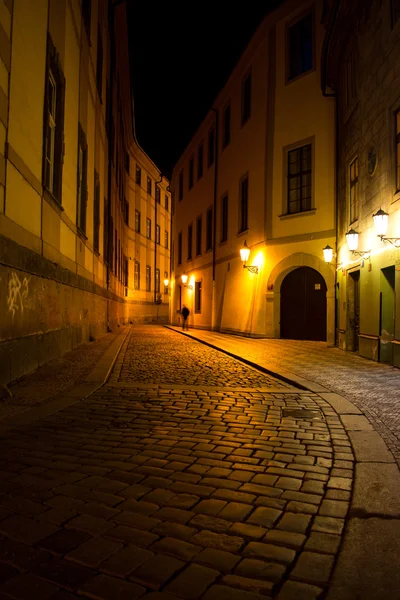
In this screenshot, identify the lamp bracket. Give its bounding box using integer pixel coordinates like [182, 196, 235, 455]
[183, 283, 193, 290]
[379, 235, 400, 248]
[352, 250, 371, 259]
[244, 265, 259, 274]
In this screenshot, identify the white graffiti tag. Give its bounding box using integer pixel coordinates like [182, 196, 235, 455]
[7, 271, 30, 321]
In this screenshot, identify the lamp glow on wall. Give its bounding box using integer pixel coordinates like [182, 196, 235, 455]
[181, 273, 193, 289]
[345, 228, 371, 259]
[373, 208, 400, 247]
[240, 241, 259, 274]
[164, 278, 169, 294]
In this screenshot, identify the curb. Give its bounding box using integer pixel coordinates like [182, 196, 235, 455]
[0, 326, 130, 433]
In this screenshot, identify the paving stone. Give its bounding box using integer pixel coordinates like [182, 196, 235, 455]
[0, 537, 50, 570]
[243, 542, 296, 564]
[167, 494, 200, 510]
[193, 499, 227, 516]
[212, 489, 256, 503]
[100, 545, 154, 577]
[0, 563, 19, 584]
[264, 529, 306, 549]
[0, 516, 57, 545]
[191, 530, 244, 553]
[291, 551, 335, 584]
[276, 580, 324, 599]
[218, 502, 253, 522]
[153, 507, 194, 524]
[319, 499, 349, 518]
[39, 529, 91, 555]
[286, 501, 318, 515]
[247, 507, 282, 528]
[305, 532, 341, 554]
[66, 536, 122, 568]
[254, 497, 287, 510]
[327, 477, 352, 491]
[202, 584, 268, 600]
[153, 521, 196, 541]
[166, 564, 219, 599]
[277, 513, 312, 534]
[79, 573, 145, 599]
[170, 482, 215, 497]
[235, 558, 286, 582]
[150, 537, 201, 561]
[33, 556, 94, 590]
[117, 499, 159, 515]
[112, 511, 160, 530]
[131, 554, 184, 589]
[325, 489, 351, 501]
[189, 514, 232, 533]
[312, 516, 345, 535]
[193, 547, 241, 572]
[106, 525, 159, 547]
[229, 522, 267, 540]
[276, 477, 303, 491]
[0, 573, 59, 599]
[300, 481, 325, 495]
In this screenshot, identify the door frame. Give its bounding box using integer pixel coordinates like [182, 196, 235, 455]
[266, 252, 335, 344]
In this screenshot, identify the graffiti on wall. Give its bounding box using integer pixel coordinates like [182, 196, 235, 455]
[7, 271, 30, 321]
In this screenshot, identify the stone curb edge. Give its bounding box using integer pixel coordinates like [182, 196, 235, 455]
[0, 326, 131, 433]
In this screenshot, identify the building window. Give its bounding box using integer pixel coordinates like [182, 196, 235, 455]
[206, 208, 212, 251]
[82, 0, 91, 39]
[392, 0, 400, 26]
[188, 224, 193, 260]
[198, 143, 204, 180]
[287, 144, 312, 214]
[241, 72, 251, 125]
[136, 165, 141, 185]
[123, 198, 129, 225]
[221, 194, 228, 243]
[208, 128, 215, 167]
[195, 281, 202, 313]
[196, 216, 202, 256]
[239, 176, 248, 233]
[96, 25, 103, 100]
[43, 35, 65, 203]
[156, 268, 160, 293]
[288, 12, 313, 81]
[156, 224, 160, 244]
[156, 185, 161, 203]
[146, 217, 151, 239]
[178, 231, 182, 265]
[93, 170, 100, 253]
[146, 265, 151, 291]
[164, 271, 169, 294]
[165, 194, 169, 211]
[222, 103, 231, 148]
[165, 230, 169, 249]
[349, 157, 359, 223]
[135, 209, 141, 233]
[179, 170, 183, 201]
[134, 261, 140, 290]
[77, 124, 88, 233]
[189, 156, 194, 189]
[147, 176, 152, 195]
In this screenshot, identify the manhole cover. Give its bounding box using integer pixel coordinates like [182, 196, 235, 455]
[282, 408, 324, 420]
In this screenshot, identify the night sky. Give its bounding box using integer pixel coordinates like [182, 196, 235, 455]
[128, 2, 284, 180]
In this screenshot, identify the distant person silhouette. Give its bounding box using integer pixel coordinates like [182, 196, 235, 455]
[181, 305, 190, 330]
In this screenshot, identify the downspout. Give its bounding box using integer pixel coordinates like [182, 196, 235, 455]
[321, 0, 340, 346]
[106, 1, 115, 330]
[154, 173, 163, 305]
[211, 108, 219, 330]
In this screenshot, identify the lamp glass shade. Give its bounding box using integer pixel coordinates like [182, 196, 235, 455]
[163, 278, 169, 287]
[373, 208, 389, 237]
[346, 229, 359, 251]
[181, 274, 188, 284]
[240, 241, 251, 264]
[323, 245, 333, 264]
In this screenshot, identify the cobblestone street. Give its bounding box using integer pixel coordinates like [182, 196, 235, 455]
[0, 325, 398, 599]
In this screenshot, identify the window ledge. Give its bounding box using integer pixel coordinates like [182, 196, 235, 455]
[77, 227, 88, 241]
[391, 191, 400, 205]
[237, 229, 249, 237]
[279, 209, 316, 220]
[43, 188, 64, 215]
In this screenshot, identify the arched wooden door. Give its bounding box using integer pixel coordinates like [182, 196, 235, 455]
[280, 267, 327, 341]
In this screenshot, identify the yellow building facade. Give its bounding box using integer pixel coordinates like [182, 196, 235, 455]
[0, 0, 169, 385]
[171, 0, 336, 342]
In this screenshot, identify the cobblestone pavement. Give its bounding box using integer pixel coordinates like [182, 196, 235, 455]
[0, 325, 353, 599]
[175, 328, 400, 465]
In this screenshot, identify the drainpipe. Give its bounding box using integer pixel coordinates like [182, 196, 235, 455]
[154, 173, 163, 306]
[106, 1, 115, 331]
[211, 108, 219, 330]
[321, 0, 340, 346]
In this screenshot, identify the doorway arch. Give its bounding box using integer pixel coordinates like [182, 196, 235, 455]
[280, 266, 327, 341]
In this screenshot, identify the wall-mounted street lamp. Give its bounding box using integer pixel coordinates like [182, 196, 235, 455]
[164, 278, 169, 294]
[322, 245, 343, 268]
[240, 241, 259, 274]
[345, 229, 371, 259]
[373, 208, 400, 247]
[181, 273, 193, 289]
